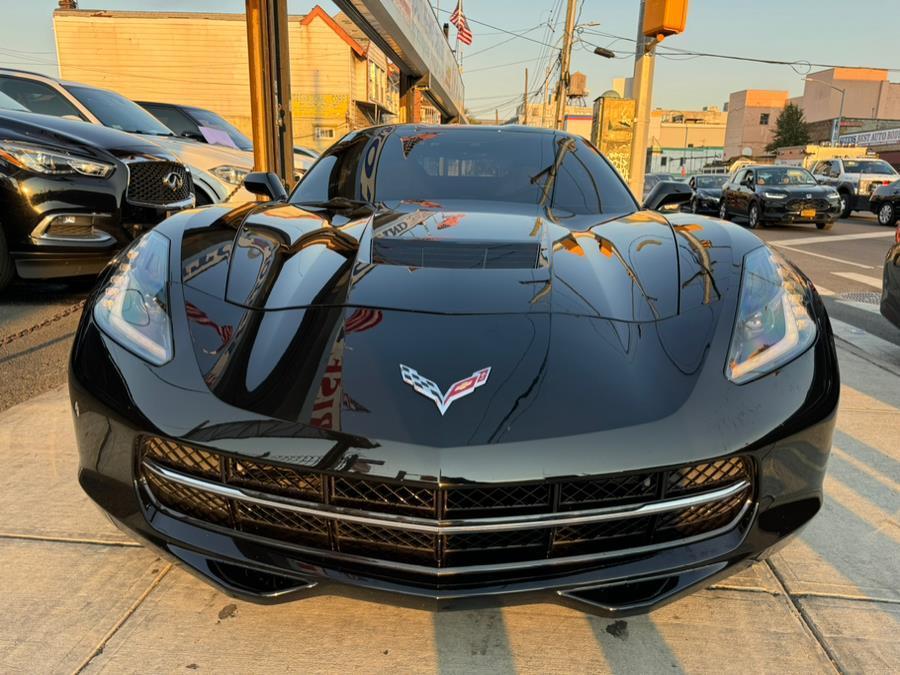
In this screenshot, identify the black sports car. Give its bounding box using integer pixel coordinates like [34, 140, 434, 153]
[719, 165, 841, 229]
[881, 223, 900, 328]
[687, 173, 727, 214]
[870, 179, 900, 226]
[0, 102, 193, 290]
[69, 125, 839, 616]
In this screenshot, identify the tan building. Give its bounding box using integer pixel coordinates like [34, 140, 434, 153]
[53, 5, 398, 152]
[724, 90, 789, 159]
[801, 68, 900, 123]
[648, 106, 727, 174]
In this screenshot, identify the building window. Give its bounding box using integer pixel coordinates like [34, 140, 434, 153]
[660, 156, 667, 167]
[368, 61, 386, 105]
[314, 127, 335, 141]
[759, 113, 770, 125]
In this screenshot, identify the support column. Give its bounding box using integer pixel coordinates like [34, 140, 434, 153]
[246, 0, 295, 187]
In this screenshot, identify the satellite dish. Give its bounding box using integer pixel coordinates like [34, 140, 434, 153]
[741, 147, 753, 157]
[600, 89, 621, 99]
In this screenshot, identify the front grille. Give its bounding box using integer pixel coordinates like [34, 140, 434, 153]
[139, 437, 753, 572]
[372, 239, 541, 269]
[127, 161, 192, 207]
[786, 198, 830, 211]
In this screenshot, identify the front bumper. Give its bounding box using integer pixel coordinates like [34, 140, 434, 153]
[761, 201, 840, 224]
[69, 308, 839, 616]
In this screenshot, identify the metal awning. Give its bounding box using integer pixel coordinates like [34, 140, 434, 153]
[331, 0, 464, 121]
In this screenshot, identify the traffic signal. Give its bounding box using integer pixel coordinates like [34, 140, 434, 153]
[642, 0, 689, 39]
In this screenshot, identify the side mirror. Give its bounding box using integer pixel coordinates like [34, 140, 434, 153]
[244, 171, 288, 202]
[642, 180, 693, 212]
[180, 130, 205, 142]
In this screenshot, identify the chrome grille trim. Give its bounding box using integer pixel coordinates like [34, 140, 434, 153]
[142, 459, 750, 535]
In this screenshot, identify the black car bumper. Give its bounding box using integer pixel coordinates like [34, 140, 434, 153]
[761, 201, 840, 224]
[1, 170, 190, 280]
[69, 307, 840, 616]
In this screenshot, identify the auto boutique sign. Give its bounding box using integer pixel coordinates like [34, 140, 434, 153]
[839, 127, 900, 147]
[332, 0, 464, 120]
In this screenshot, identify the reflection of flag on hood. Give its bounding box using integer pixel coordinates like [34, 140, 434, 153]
[450, 1, 473, 45]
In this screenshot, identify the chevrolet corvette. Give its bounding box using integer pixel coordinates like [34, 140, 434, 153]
[69, 125, 839, 615]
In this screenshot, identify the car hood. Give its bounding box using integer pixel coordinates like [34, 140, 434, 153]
[758, 184, 831, 197]
[139, 134, 254, 170]
[0, 110, 170, 159]
[168, 203, 752, 443]
[696, 188, 722, 199]
[182, 200, 707, 322]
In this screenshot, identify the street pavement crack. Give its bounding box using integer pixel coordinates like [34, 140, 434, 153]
[71, 563, 173, 674]
[766, 559, 845, 675]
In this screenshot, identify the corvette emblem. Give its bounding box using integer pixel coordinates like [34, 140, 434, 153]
[400, 364, 491, 415]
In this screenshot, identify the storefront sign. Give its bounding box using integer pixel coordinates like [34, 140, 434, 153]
[839, 127, 900, 147]
[333, 0, 464, 120]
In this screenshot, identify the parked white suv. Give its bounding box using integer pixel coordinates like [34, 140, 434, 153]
[811, 157, 899, 218]
[0, 69, 255, 205]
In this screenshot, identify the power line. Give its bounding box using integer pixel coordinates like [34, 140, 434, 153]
[433, 6, 558, 49]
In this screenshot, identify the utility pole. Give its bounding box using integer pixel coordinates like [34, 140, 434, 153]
[523, 68, 529, 125]
[554, 0, 578, 130]
[495, 108, 500, 125]
[540, 57, 552, 128]
[245, 0, 295, 187]
[628, 0, 655, 198]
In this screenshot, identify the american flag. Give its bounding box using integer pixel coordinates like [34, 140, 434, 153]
[450, 1, 473, 45]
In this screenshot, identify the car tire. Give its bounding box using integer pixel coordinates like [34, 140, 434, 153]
[747, 202, 764, 229]
[839, 191, 852, 219]
[718, 201, 729, 221]
[0, 228, 15, 293]
[877, 201, 896, 226]
[816, 219, 834, 231]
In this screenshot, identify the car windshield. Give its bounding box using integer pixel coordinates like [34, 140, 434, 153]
[186, 106, 253, 151]
[755, 167, 816, 186]
[0, 90, 27, 112]
[694, 175, 726, 188]
[291, 128, 637, 218]
[843, 159, 896, 175]
[64, 85, 174, 136]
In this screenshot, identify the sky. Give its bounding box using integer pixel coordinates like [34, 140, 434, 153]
[3, 0, 899, 119]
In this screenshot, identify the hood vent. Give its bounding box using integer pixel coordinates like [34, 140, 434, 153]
[373, 238, 541, 269]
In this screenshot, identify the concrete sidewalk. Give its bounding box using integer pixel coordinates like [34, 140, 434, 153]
[1, 347, 897, 674]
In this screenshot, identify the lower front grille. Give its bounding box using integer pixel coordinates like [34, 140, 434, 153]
[126, 161, 192, 207]
[139, 437, 753, 572]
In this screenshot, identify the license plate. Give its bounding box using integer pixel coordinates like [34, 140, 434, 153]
[800, 208, 816, 219]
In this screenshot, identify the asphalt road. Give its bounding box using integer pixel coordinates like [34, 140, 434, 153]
[0, 210, 896, 414]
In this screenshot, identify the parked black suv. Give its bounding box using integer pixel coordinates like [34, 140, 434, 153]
[719, 165, 841, 229]
[0, 103, 193, 290]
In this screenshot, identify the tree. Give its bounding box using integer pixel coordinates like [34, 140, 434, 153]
[766, 103, 810, 152]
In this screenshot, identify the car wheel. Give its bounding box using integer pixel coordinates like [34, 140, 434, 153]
[816, 219, 834, 231]
[877, 202, 896, 226]
[747, 202, 763, 229]
[0, 228, 15, 293]
[839, 191, 852, 219]
[718, 201, 729, 220]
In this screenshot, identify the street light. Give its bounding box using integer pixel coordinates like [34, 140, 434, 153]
[593, 46, 616, 59]
[804, 78, 846, 145]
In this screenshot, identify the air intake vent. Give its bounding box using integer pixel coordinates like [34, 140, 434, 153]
[372, 239, 540, 269]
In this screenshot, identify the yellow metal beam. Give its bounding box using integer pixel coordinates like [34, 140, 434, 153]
[245, 0, 295, 188]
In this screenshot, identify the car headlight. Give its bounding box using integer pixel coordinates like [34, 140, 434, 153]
[763, 191, 787, 199]
[827, 192, 840, 201]
[726, 247, 816, 384]
[210, 165, 251, 185]
[93, 231, 173, 366]
[0, 140, 114, 177]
